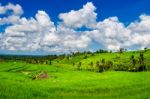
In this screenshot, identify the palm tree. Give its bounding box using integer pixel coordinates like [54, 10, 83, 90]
[138, 53, 145, 71]
[96, 61, 101, 72]
[77, 62, 82, 70]
[130, 55, 136, 71]
[119, 48, 124, 54]
[101, 59, 105, 71]
[144, 47, 148, 52]
[90, 61, 94, 71]
[106, 61, 113, 70]
[130, 55, 136, 66]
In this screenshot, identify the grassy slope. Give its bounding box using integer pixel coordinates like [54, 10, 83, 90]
[0, 50, 150, 99]
[54, 50, 150, 70]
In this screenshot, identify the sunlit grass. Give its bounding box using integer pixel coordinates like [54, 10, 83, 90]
[0, 50, 150, 98]
[0, 61, 150, 99]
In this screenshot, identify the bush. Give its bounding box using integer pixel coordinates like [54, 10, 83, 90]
[105, 61, 113, 70]
[96, 61, 104, 72]
[138, 65, 146, 71]
[77, 62, 82, 70]
[89, 61, 94, 71]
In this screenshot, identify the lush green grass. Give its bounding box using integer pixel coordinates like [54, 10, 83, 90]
[0, 60, 150, 99]
[53, 50, 150, 70]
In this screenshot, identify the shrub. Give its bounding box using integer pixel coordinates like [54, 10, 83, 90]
[138, 52, 146, 71]
[83, 55, 88, 59]
[106, 61, 113, 70]
[77, 62, 82, 70]
[73, 63, 75, 66]
[89, 61, 94, 71]
[138, 65, 146, 71]
[96, 61, 103, 72]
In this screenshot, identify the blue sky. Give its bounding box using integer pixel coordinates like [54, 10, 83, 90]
[0, 0, 150, 55]
[1, 0, 150, 24]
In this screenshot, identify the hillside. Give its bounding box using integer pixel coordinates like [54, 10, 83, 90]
[0, 50, 150, 99]
[52, 50, 150, 71]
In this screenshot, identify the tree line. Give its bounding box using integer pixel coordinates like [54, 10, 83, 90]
[0, 48, 149, 72]
[75, 52, 148, 72]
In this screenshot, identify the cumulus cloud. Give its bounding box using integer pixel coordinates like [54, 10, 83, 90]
[59, 2, 97, 29]
[128, 14, 150, 49]
[0, 3, 23, 25]
[0, 3, 23, 15]
[1, 10, 57, 51]
[86, 17, 132, 50]
[0, 2, 150, 54]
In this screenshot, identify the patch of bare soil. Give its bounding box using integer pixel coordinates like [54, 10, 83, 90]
[32, 71, 49, 80]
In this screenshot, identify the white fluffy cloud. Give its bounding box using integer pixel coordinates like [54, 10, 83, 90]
[0, 3, 23, 25]
[1, 10, 57, 51]
[0, 3, 23, 15]
[59, 2, 97, 29]
[128, 15, 150, 49]
[0, 2, 150, 54]
[86, 17, 132, 50]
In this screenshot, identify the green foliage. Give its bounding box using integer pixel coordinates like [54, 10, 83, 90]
[96, 61, 103, 72]
[89, 61, 94, 71]
[0, 61, 150, 98]
[83, 55, 88, 59]
[77, 62, 82, 70]
[95, 49, 108, 53]
[138, 52, 146, 71]
[106, 60, 113, 70]
[1, 48, 150, 72]
[144, 47, 148, 52]
[72, 62, 75, 66]
[119, 48, 127, 54]
[1, 48, 150, 99]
